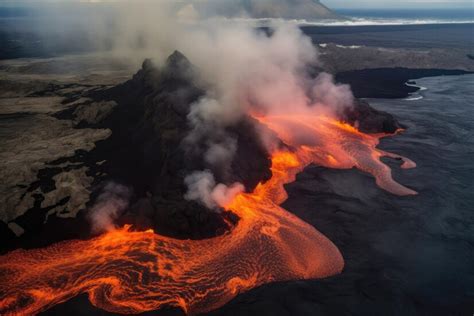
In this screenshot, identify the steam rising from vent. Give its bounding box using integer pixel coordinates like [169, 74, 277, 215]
[179, 23, 354, 205]
[184, 171, 245, 209]
[183, 97, 239, 179]
[29, 1, 354, 211]
[88, 182, 132, 233]
[312, 72, 354, 111]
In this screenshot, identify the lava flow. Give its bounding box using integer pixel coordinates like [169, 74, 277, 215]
[0, 114, 416, 315]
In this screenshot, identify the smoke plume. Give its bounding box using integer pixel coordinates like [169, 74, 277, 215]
[176, 21, 353, 204]
[184, 171, 245, 209]
[88, 182, 132, 233]
[27, 1, 354, 210]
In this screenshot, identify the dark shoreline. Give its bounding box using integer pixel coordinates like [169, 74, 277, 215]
[335, 68, 473, 99]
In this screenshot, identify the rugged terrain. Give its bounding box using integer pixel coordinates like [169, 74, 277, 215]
[1, 14, 472, 314]
[0, 50, 403, 251]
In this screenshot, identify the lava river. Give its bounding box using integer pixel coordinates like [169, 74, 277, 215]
[0, 114, 416, 315]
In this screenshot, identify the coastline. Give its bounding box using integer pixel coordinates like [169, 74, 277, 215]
[335, 68, 473, 99]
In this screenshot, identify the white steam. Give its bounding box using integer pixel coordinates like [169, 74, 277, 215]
[177, 21, 353, 206]
[88, 182, 132, 233]
[311, 72, 354, 112]
[30, 2, 355, 210]
[184, 171, 244, 209]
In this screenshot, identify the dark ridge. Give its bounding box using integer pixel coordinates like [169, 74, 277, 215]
[336, 68, 473, 99]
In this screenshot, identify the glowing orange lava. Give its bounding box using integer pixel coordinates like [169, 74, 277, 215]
[0, 114, 415, 315]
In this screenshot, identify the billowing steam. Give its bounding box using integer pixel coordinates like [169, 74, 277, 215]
[32, 1, 354, 215]
[178, 22, 353, 206]
[183, 96, 239, 179]
[184, 171, 244, 209]
[88, 182, 132, 233]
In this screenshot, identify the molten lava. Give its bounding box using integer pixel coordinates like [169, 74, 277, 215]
[0, 114, 415, 315]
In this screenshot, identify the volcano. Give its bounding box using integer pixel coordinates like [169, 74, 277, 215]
[0, 51, 417, 315]
[76, 50, 404, 239]
[86, 51, 273, 239]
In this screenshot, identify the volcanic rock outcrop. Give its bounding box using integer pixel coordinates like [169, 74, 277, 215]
[53, 50, 400, 240]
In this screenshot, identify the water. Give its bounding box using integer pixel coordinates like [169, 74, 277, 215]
[367, 74, 474, 307]
[358, 74, 474, 310]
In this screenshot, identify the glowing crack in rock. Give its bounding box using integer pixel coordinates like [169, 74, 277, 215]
[0, 114, 416, 315]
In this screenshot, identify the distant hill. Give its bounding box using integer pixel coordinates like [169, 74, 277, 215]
[193, 0, 342, 20]
[246, 0, 341, 19]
